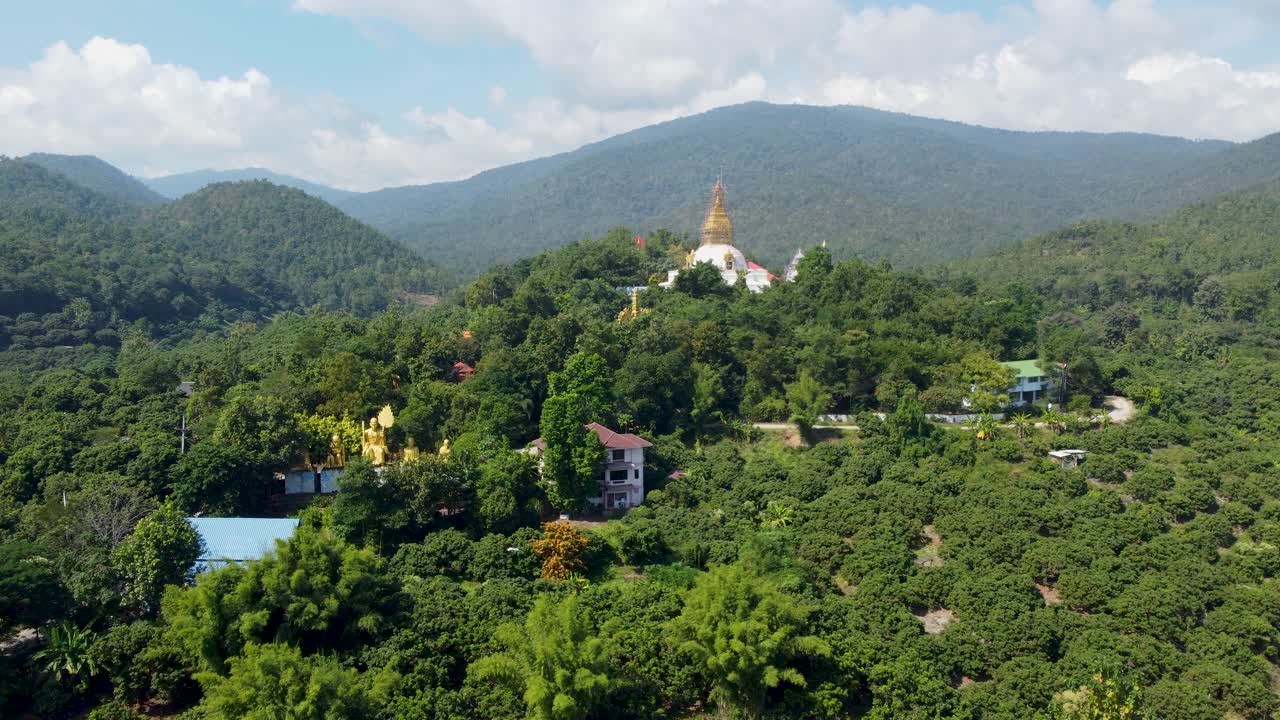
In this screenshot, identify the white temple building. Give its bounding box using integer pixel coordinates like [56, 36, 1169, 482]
[784, 248, 805, 282]
[661, 180, 777, 293]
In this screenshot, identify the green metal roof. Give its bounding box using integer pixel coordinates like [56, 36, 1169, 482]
[1000, 359, 1045, 379]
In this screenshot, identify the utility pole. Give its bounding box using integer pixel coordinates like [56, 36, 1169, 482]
[1057, 361, 1068, 406]
[178, 380, 195, 454]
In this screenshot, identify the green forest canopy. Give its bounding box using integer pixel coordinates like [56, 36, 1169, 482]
[1, 170, 1280, 719]
[0, 158, 449, 370]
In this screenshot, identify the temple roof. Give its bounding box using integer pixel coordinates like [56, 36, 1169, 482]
[700, 179, 734, 247]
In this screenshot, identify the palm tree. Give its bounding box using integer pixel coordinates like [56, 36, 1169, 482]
[34, 623, 98, 691]
[975, 413, 998, 441]
[1010, 412, 1033, 440]
[1042, 409, 1067, 435]
[758, 500, 795, 529]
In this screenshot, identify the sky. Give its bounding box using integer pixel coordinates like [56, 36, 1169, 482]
[2, 0, 1279, 191]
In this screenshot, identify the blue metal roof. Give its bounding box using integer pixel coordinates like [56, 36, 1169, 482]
[187, 517, 300, 572]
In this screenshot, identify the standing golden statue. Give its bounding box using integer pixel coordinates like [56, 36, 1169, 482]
[361, 417, 389, 465]
[359, 404, 395, 466]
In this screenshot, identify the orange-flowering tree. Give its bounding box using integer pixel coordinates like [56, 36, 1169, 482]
[531, 522, 590, 580]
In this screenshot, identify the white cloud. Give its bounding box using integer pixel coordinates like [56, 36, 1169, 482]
[4, 2, 1280, 190]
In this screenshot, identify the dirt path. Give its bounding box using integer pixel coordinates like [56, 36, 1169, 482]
[1105, 395, 1136, 424]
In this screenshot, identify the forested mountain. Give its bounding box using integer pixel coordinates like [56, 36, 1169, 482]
[20, 153, 167, 206]
[945, 180, 1280, 325]
[26, 104, 1280, 278]
[145, 167, 357, 204]
[332, 102, 1280, 274]
[0, 156, 139, 221]
[0, 161, 447, 366]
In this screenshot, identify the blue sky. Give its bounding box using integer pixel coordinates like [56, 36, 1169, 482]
[2, 1, 1278, 189]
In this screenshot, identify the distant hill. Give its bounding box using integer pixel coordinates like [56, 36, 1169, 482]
[145, 168, 356, 204]
[21, 152, 167, 206]
[0, 160, 447, 358]
[330, 102, 1280, 275]
[945, 180, 1280, 318]
[0, 157, 138, 221]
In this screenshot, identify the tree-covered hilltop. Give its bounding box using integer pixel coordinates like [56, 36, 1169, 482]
[21, 153, 168, 207]
[943, 180, 1280, 337]
[144, 167, 357, 205]
[0, 156, 140, 222]
[334, 102, 1280, 274]
[0, 161, 449, 368]
[3, 191, 1279, 718]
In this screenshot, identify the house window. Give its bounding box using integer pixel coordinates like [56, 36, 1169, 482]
[633, 469, 640, 479]
[612, 449, 625, 462]
[609, 469, 628, 483]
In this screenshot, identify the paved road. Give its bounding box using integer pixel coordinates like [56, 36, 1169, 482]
[752, 396, 1136, 433]
[751, 423, 855, 430]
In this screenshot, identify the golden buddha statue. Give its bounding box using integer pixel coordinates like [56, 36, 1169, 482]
[700, 179, 734, 246]
[326, 433, 347, 467]
[361, 417, 389, 465]
[402, 437, 421, 463]
[438, 438, 451, 460]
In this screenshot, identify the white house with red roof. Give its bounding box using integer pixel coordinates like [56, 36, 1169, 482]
[529, 422, 652, 511]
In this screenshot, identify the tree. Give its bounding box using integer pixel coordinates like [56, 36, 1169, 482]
[670, 562, 830, 718]
[163, 523, 400, 673]
[199, 642, 372, 720]
[548, 352, 612, 416]
[975, 413, 999, 441]
[531, 522, 590, 580]
[113, 501, 203, 617]
[475, 449, 542, 533]
[35, 622, 99, 692]
[212, 393, 305, 469]
[330, 458, 410, 549]
[886, 389, 930, 444]
[170, 442, 261, 515]
[0, 540, 68, 635]
[469, 594, 616, 720]
[1010, 412, 1033, 440]
[538, 352, 612, 511]
[786, 371, 831, 434]
[1056, 671, 1148, 719]
[758, 500, 795, 529]
[540, 395, 605, 512]
[1041, 408, 1067, 435]
[958, 351, 1014, 412]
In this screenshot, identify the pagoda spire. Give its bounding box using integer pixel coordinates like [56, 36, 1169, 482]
[700, 178, 734, 247]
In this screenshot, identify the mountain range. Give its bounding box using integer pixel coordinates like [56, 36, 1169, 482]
[0, 157, 446, 366]
[143, 167, 357, 205]
[15, 102, 1280, 277]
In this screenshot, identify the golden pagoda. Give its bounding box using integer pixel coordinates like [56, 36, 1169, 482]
[700, 179, 734, 246]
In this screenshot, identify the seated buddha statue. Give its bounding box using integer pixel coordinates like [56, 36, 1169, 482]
[402, 437, 421, 463]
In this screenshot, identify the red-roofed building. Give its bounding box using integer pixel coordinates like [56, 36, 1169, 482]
[528, 422, 652, 511]
[451, 361, 475, 382]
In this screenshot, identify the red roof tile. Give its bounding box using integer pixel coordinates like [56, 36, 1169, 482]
[531, 423, 651, 451]
[585, 422, 652, 448]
